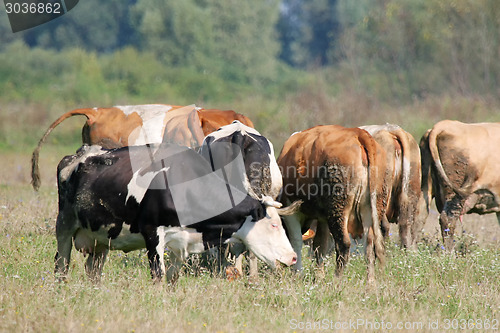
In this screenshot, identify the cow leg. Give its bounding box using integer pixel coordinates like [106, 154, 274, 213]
[85, 250, 108, 283]
[142, 226, 165, 282]
[228, 251, 257, 280]
[234, 253, 244, 275]
[496, 212, 500, 226]
[248, 251, 258, 278]
[228, 242, 246, 277]
[411, 196, 428, 248]
[146, 249, 163, 282]
[283, 214, 304, 271]
[328, 217, 350, 277]
[213, 245, 230, 277]
[312, 220, 330, 267]
[395, 192, 416, 249]
[439, 196, 464, 251]
[364, 227, 376, 284]
[397, 215, 412, 249]
[439, 211, 456, 251]
[380, 215, 391, 239]
[393, 193, 413, 249]
[54, 213, 76, 282]
[166, 250, 187, 283]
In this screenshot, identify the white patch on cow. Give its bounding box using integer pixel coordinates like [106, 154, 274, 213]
[116, 105, 172, 145]
[126, 166, 169, 204]
[119, 104, 202, 146]
[73, 223, 146, 254]
[132, 116, 167, 145]
[59, 145, 106, 184]
[156, 226, 167, 276]
[208, 120, 261, 142]
[116, 104, 173, 116]
[289, 131, 302, 137]
[360, 123, 401, 135]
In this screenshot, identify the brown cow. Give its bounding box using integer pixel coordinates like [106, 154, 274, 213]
[31, 104, 254, 190]
[360, 124, 427, 248]
[278, 125, 387, 283]
[420, 120, 500, 250]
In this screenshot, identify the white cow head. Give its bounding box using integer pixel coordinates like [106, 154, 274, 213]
[226, 196, 299, 268]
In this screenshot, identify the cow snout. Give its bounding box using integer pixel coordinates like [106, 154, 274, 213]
[278, 252, 298, 267]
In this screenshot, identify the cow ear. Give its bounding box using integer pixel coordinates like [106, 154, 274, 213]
[251, 202, 266, 221]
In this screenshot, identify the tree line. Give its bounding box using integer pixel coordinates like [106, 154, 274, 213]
[1, 0, 499, 104]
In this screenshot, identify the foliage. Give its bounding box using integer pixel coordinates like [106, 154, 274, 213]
[132, 0, 281, 86]
[336, 0, 500, 100]
[278, 0, 341, 67]
[22, 0, 139, 52]
[1, 0, 500, 105]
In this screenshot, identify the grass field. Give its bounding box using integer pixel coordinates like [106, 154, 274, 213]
[1, 143, 499, 332]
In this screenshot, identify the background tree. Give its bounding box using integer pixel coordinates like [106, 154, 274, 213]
[277, 0, 340, 68]
[22, 0, 138, 51]
[132, 0, 280, 86]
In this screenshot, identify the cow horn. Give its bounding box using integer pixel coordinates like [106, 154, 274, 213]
[276, 200, 303, 216]
[261, 196, 283, 208]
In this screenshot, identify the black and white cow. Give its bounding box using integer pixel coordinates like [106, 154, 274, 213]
[200, 121, 282, 200]
[199, 121, 284, 276]
[54, 143, 298, 283]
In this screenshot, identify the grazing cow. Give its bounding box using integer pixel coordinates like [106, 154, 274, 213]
[359, 124, 427, 248]
[200, 121, 282, 202]
[199, 121, 287, 276]
[278, 125, 387, 283]
[54, 143, 298, 283]
[420, 120, 500, 250]
[31, 104, 254, 190]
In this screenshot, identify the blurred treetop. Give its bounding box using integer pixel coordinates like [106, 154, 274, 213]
[0, 0, 499, 102]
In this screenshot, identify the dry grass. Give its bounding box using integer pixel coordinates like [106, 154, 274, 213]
[1, 146, 499, 332]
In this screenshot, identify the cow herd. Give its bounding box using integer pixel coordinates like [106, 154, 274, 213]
[31, 104, 500, 284]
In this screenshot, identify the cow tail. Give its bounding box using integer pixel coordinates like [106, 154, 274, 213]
[31, 108, 97, 191]
[358, 130, 385, 265]
[395, 129, 412, 198]
[392, 128, 414, 221]
[419, 130, 433, 211]
[428, 126, 468, 197]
